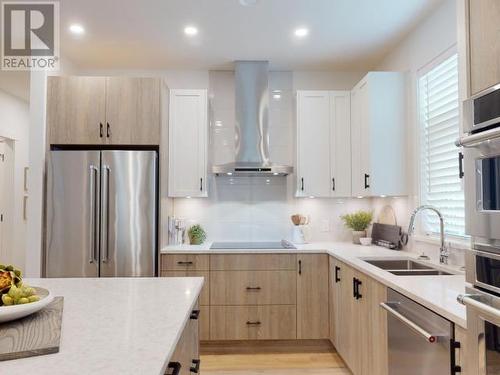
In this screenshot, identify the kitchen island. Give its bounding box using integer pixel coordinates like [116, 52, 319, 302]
[0, 277, 204, 375]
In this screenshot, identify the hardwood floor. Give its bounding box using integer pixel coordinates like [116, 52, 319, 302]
[200, 352, 352, 375]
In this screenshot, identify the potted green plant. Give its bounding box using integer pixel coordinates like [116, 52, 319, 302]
[340, 210, 373, 244]
[188, 224, 206, 245]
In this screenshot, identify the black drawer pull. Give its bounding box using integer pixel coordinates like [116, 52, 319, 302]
[246, 321, 261, 325]
[200, 178, 203, 191]
[246, 286, 261, 291]
[167, 362, 181, 375]
[364, 173, 370, 189]
[190, 359, 201, 374]
[335, 266, 340, 283]
[99, 123, 103, 138]
[356, 279, 363, 300]
[458, 152, 464, 179]
[177, 261, 194, 266]
[332, 177, 336, 191]
[298, 260, 302, 275]
[106, 122, 111, 138]
[301, 177, 304, 191]
[353, 278, 357, 298]
[190, 309, 200, 320]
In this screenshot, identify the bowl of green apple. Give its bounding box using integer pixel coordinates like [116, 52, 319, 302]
[0, 265, 53, 323]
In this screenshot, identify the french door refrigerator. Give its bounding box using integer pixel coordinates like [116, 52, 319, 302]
[45, 150, 157, 277]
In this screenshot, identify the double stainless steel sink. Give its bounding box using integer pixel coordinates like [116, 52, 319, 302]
[364, 259, 454, 276]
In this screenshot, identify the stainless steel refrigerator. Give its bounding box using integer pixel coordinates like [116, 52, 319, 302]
[45, 150, 158, 277]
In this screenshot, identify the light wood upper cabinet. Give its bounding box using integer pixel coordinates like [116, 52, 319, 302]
[296, 254, 329, 339]
[47, 76, 106, 145]
[105, 77, 160, 145]
[469, 0, 500, 95]
[46, 76, 161, 146]
[351, 72, 406, 197]
[168, 89, 208, 198]
[296, 90, 351, 198]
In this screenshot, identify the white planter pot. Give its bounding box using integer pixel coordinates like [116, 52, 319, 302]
[352, 230, 367, 244]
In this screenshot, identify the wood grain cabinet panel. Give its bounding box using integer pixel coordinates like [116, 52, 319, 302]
[161, 270, 210, 306]
[170, 303, 200, 375]
[296, 254, 329, 339]
[105, 77, 161, 145]
[47, 76, 106, 145]
[210, 254, 296, 271]
[469, 0, 500, 94]
[210, 305, 296, 340]
[210, 271, 296, 305]
[161, 254, 209, 271]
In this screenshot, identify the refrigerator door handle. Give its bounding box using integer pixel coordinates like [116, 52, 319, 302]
[89, 165, 99, 263]
[101, 165, 110, 263]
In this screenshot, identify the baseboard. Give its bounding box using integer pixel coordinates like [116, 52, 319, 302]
[200, 339, 335, 355]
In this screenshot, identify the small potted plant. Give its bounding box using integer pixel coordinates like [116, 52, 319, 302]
[188, 224, 207, 245]
[340, 210, 373, 244]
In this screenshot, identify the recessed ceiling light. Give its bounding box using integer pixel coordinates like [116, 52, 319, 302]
[294, 27, 309, 38]
[239, 0, 259, 6]
[69, 24, 85, 35]
[184, 26, 198, 36]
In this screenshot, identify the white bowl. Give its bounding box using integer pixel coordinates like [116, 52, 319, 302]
[0, 287, 54, 323]
[359, 237, 372, 246]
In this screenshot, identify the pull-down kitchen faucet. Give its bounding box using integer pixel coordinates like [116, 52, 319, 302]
[407, 205, 449, 265]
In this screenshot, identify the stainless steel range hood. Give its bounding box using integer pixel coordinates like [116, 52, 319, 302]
[212, 61, 293, 177]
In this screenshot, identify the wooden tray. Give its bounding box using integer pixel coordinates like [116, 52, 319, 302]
[0, 296, 64, 361]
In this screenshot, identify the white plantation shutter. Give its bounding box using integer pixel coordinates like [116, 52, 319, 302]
[418, 53, 465, 237]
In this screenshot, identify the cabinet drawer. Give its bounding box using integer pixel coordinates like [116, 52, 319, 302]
[161, 254, 209, 271]
[210, 271, 296, 305]
[161, 270, 210, 306]
[210, 305, 296, 340]
[210, 254, 296, 271]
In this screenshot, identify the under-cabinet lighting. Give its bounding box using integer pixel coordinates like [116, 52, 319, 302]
[357, 196, 364, 199]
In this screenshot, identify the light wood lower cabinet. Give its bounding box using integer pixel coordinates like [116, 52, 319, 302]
[297, 254, 330, 339]
[210, 254, 296, 271]
[169, 304, 200, 375]
[210, 305, 297, 340]
[329, 257, 388, 375]
[210, 270, 296, 305]
[161, 271, 210, 306]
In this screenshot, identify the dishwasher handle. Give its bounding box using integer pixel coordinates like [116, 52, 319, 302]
[380, 302, 441, 343]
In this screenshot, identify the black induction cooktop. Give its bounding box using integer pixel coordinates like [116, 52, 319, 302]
[210, 241, 296, 250]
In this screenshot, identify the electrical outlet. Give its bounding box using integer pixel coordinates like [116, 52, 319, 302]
[320, 219, 330, 232]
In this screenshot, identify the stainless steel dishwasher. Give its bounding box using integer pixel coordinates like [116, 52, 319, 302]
[381, 289, 460, 375]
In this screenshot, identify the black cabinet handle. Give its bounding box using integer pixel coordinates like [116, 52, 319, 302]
[335, 266, 340, 283]
[177, 261, 193, 266]
[99, 123, 103, 138]
[332, 177, 336, 191]
[167, 362, 181, 375]
[190, 309, 200, 320]
[200, 178, 203, 191]
[298, 260, 302, 275]
[356, 279, 363, 300]
[246, 286, 261, 291]
[106, 122, 111, 138]
[458, 152, 464, 179]
[353, 278, 357, 298]
[450, 340, 462, 375]
[364, 174, 370, 189]
[190, 359, 201, 374]
[246, 321, 261, 325]
[301, 177, 304, 191]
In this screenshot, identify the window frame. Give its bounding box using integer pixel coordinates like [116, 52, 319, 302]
[415, 45, 467, 242]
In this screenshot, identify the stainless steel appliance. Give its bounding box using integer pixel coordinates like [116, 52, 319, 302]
[45, 150, 158, 277]
[381, 289, 459, 375]
[458, 288, 500, 375]
[457, 84, 500, 245]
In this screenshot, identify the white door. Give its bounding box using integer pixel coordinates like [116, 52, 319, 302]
[296, 91, 331, 197]
[351, 80, 370, 197]
[330, 91, 351, 198]
[168, 89, 208, 197]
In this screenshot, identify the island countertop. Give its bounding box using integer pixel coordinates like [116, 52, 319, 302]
[0, 277, 204, 375]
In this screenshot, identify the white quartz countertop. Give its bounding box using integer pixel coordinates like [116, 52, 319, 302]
[162, 241, 467, 328]
[0, 277, 204, 375]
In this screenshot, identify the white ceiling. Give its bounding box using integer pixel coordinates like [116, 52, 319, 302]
[60, 0, 445, 71]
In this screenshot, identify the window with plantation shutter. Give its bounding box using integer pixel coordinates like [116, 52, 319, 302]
[418, 52, 465, 237]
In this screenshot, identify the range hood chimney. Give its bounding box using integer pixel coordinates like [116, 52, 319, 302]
[212, 61, 293, 177]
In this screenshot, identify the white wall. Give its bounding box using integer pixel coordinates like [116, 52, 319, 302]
[0, 89, 29, 269]
[373, 0, 464, 264]
[171, 70, 374, 244]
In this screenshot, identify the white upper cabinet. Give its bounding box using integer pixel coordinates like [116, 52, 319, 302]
[296, 90, 351, 198]
[351, 72, 406, 197]
[168, 89, 208, 198]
